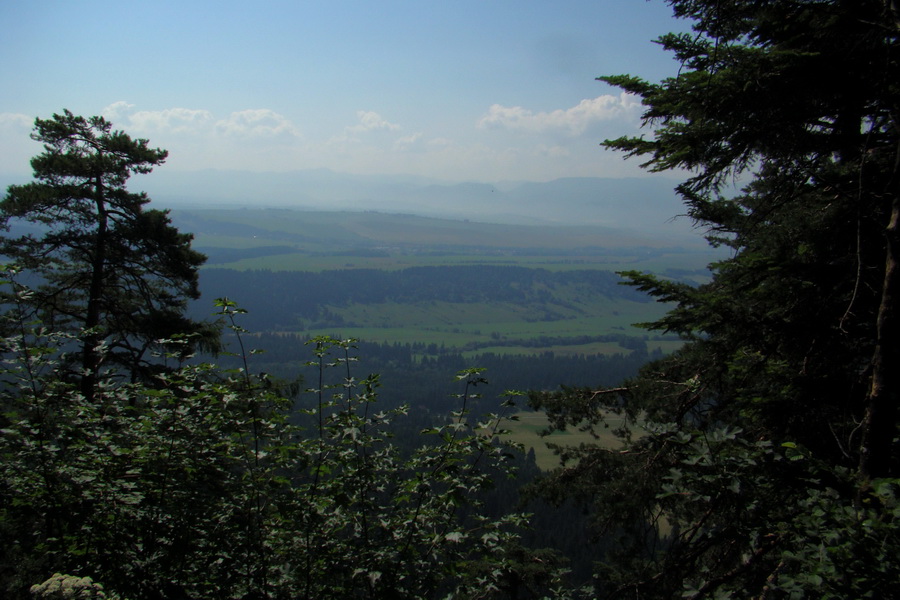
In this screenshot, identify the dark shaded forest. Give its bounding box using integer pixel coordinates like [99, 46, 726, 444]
[220, 333, 655, 413]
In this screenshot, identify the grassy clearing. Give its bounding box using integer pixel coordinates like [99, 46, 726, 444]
[301, 326, 485, 347]
[186, 208, 695, 359]
[181, 208, 702, 250]
[197, 250, 714, 273]
[294, 298, 670, 352]
[328, 297, 664, 331]
[501, 411, 632, 471]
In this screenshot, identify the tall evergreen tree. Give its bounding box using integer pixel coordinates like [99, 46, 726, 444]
[1, 110, 218, 398]
[531, 2, 900, 597]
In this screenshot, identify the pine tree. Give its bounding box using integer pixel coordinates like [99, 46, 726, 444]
[1, 110, 218, 398]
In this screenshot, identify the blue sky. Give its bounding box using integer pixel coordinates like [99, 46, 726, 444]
[1, 0, 688, 183]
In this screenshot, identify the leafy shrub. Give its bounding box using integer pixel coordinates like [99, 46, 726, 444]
[1, 287, 542, 599]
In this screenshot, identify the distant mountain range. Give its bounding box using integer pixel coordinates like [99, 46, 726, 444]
[2, 169, 704, 244]
[141, 169, 693, 228]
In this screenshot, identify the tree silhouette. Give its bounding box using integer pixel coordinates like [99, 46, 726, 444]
[1, 110, 218, 398]
[532, 2, 900, 596]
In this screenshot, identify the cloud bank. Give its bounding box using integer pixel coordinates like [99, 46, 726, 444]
[2, 94, 646, 181]
[477, 92, 643, 135]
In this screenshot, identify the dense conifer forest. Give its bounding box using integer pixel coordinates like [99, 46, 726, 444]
[3, 1, 900, 598]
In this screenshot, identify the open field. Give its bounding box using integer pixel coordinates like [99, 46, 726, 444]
[175, 207, 704, 251]
[173, 208, 719, 275]
[198, 250, 717, 274]
[292, 298, 672, 354]
[296, 324, 661, 355]
[501, 411, 632, 471]
[461, 341, 628, 359]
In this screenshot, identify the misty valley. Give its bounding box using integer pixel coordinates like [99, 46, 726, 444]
[6, 2, 898, 595]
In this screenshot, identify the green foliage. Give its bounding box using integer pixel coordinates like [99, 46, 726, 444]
[0, 287, 550, 599]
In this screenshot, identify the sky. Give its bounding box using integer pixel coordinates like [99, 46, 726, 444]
[0, 0, 689, 184]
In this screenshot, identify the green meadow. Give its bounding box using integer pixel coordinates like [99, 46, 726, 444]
[196, 249, 716, 274]
[501, 411, 634, 471]
[298, 298, 672, 355]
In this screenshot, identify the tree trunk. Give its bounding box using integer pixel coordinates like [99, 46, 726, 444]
[81, 176, 108, 401]
[859, 194, 900, 480]
[856, 1, 898, 475]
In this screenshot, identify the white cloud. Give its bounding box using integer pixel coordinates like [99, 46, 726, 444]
[99, 104, 297, 139]
[131, 108, 214, 134]
[535, 144, 571, 158]
[101, 101, 135, 122]
[101, 102, 214, 135]
[0, 113, 32, 135]
[394, 132, 423, 150]
[330, 110, 403, 146]
[215, 109, 299, 138]
[348, 110, 401, 133]
[75, 103, 305, 171]
[0, 113, 38, 174]
[477, 92, 643, 136]
[2, 100, 650, 180]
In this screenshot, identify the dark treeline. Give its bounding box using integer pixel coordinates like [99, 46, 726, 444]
[224, 333, 658, 415]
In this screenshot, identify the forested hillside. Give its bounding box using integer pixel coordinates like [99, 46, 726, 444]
[0, 112, 665, 597]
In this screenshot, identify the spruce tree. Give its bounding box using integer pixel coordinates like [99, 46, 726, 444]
[531, 2, 900, 597]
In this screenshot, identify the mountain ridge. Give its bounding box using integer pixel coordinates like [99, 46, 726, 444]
[136, 169, 692, 232]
